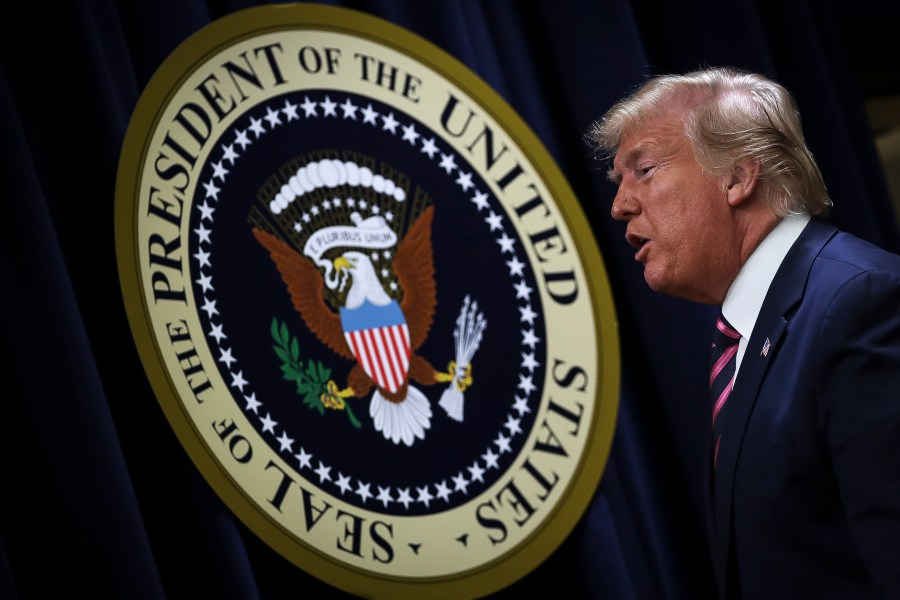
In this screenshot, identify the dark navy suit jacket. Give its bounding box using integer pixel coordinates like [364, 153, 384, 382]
[711, 218, 900, 599]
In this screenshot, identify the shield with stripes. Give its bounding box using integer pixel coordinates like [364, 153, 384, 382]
[340, 300, 411, 393]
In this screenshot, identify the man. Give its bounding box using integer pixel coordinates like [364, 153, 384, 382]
[589, 67, 900, 598]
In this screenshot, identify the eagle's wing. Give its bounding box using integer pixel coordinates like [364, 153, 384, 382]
[393, 206, 436, 351]
[252, 228, 352, 361]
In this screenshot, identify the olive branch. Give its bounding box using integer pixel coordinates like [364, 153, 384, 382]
[270, 318, 361, 428]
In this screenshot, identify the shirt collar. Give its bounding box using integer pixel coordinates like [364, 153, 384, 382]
[722, 213, 811, 341]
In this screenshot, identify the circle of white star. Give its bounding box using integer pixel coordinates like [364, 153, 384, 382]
[193, 93, 543, 512]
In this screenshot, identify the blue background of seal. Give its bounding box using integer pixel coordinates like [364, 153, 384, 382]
[199, 89, 542, 515]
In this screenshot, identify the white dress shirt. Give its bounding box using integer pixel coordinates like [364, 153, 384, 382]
[721, 213, 811, 379]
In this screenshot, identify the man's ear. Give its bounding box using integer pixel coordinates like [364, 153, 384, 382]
[726, 160, 760, 207]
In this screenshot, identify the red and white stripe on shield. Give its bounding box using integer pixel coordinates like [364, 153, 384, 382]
[344, 324, 411, 393]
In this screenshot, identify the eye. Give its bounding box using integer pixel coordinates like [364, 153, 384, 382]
[638, 164, 655, 178]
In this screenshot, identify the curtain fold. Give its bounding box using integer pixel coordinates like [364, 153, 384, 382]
[0, 60, 165, 598]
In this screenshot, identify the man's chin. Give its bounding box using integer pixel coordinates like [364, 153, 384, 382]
[643, 266, 684, 298]
[641, 265, 668, 294]
[643, 270, 719, 304]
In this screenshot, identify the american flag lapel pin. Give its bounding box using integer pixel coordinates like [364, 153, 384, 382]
[761, 338, 771, 357]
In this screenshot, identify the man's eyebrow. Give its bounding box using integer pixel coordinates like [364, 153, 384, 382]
[618, 144, 645, 166]
[607, 167, 621, 184]
[606, 144, 646, 184]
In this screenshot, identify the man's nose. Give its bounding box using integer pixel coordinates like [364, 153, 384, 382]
[611, 188, 639, 221]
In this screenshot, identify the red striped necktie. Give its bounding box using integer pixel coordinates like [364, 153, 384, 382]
[710, 314, 741, 469]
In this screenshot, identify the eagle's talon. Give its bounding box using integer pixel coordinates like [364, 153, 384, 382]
[320, 379, 354, 410]
[436, 361, 472, 392]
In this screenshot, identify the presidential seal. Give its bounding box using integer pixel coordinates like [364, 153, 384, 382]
[115, 5, 619, 598]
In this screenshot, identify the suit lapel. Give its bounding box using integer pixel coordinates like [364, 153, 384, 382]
[712, 219, 837, 594]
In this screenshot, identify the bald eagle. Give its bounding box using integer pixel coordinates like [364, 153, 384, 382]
[253, 206, 443, 446]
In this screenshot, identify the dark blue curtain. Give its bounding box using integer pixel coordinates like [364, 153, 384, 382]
[1, 1, 895, 598]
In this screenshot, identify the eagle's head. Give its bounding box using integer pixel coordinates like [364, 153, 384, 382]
[334, 251, 391, 309]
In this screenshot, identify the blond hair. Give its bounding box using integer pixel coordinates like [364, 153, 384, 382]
[588, 67, 831, 216]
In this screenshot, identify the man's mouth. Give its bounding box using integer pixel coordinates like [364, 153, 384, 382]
[625, 232, 650, 262]
[626, 232, 649, 251]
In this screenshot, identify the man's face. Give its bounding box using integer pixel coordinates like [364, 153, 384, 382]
[609, 111, 735, 304]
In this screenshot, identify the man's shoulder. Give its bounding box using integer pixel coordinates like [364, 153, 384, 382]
[816, 227, 900, 279]
[784, 224, 900, 349]
[758, 219, 900, 326]
[795, 225, 900, 320]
